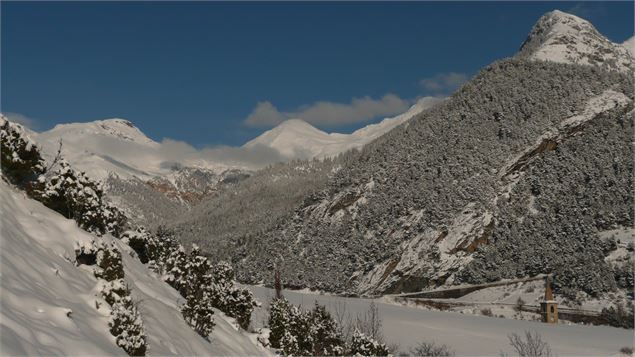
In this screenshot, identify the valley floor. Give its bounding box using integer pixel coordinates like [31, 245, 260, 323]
[247, 285, 633, 356]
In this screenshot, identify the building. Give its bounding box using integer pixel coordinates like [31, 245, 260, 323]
[540, 275, 558, 323]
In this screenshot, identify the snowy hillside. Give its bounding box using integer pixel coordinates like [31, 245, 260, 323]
[36, 119, 164, 181]
[517, 10, 633, 72]
[244, 97, 442, 160]
[0, 180, 269, 356]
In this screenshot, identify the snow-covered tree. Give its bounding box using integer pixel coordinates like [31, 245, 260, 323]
[0, 116, 45, 189]
[310, 302, 345, 356]
[349, 329, 389, 357]
[223, 286, 258, 330]
[269, 298, 293, 349]
[95, 242, 125, 282]
[163, 245, 189, 297]
[181, 285, 216, 338]
[109, 295, 147, 356]
[36, 159, 126, 236]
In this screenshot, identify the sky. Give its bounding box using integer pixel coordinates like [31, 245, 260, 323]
[2, 1, 634, 147]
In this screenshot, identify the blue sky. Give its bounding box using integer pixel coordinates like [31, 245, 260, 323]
[2, 1, 633, 147]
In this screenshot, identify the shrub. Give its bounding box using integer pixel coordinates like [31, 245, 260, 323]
[109, 295, 147, 356]
[600, 303, 634, 329]
[349, 329, 390, 356]
[410, 341, 455, 356]
[506, 330, 553, 357]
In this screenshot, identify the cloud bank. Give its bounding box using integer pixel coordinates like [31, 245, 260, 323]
[419, 72, 468, 93]
[244, 94, 410, 128]
[3, 112, 39, 129]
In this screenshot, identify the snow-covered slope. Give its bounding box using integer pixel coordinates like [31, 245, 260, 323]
[244, 97, 442, 159]
[36, 119, 164, 181]
[517, 10, 634, 72]
[0, 180, 269, 356]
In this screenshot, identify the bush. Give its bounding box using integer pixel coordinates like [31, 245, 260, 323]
[600, 303, 634, 329]
[181, 285, 215, 337]
[349, 329, 390, 357]
[268, 298, 348, 356]
[506, 330, 553, 357]
[269, 298, 293, 349]
[109, 295, 147, 356]
[310, 302, 345, 356]
[95, 243, 125, 282]
[410, 341, 455, 356]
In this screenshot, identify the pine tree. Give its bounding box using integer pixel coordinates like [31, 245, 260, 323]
[36, 159, 126, 236]
[0, 117, 45, 189]
[268, 298, 293, 349]
[109, 295, 147, 356]
[310, 302, 345, 356]
[349, 329, 389, 357]
[181, 283, 216, 337]
[163, 245, 189, 297]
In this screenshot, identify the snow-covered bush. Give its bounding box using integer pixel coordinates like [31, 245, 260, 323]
[309, 302, 345, 356]
[349, 329, 389, 357]
[268, 298, 346, 356]
[222, 286, 258, 330]
[181, 285, 216, 338]
[100, 279, 129, 306]
[109, 295, 147, 356]
[0, 116, 45, 189]
[268, 298, 293, 349]
[121, 227, 152, 264]
[600, 303, 634, 329]
[95, 242, 125, 282]
[36, 160, 126, 236]
[163, 245, 189, 297]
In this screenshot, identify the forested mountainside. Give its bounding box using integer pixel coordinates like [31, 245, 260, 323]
[230, 59, 633, 297]
[167, 153, 359, 260]
[105, 168, 251, 228]
[159, 10, 634, 302]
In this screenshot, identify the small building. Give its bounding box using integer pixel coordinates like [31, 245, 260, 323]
[540, 275, 558, 323]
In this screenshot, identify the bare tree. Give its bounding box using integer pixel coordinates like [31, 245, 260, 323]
[410, 341, 455, 356]
[506, 330, 553, 357]
[355, 301, 384, 343]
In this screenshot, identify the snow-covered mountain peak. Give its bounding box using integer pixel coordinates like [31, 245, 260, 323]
[47, 118, 158, 146]
[517, 10, 633, 72]
[244, 97, 442, 160]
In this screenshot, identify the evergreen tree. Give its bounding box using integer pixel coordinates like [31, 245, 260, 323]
[349, 329, 389, 357]
[109, 295, 147, 356]
[163, 245, 189, 297]
[0, 117, 45, 189]
[310, 302, 345, 356]
[268, 298, 293, 349]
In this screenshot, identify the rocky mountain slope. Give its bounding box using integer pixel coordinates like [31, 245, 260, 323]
[516, 10, 633, 72]
[175, 11, 634, 300]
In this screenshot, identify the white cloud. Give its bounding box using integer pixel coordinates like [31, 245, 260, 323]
[3, 112, 38, 129]
[244, 94, 410, 128]
[419, 72, 468, 93]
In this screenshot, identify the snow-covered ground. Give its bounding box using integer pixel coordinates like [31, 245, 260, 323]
[0, 180, 269, 356]
[247, 285, 633, 356]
